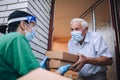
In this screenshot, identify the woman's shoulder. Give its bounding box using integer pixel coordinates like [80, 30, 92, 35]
[2, 32, 26, 42]
[0, 32, 27, 46]
[7, 32, 24, 39]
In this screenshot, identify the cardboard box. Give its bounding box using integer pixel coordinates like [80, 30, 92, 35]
[48, 59, 73, 68]
[64, 74, 78, 80]
[50, 69, 78, 75]
[50, 69, 78, 80]
[64, 70, 78, 80]
[46, 51, 79, 63]
[17, 68, 72, 80]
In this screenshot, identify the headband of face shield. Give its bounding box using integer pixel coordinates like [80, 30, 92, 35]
[7, 16, 36, 24]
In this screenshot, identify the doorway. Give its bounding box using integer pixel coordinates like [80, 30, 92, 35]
[52, 0, 117, 80]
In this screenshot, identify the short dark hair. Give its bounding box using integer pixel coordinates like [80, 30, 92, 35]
[0, 10, 33, 34]
[0, 25, 7, 34]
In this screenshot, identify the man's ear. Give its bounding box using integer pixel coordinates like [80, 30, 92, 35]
[84, 27, 88, 33]
[85, 27, 88, 31]
[83, 27, 88, 35]
[19, 21, 26, 31]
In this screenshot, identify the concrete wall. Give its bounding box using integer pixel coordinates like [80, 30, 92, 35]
[0, 0, 52, 62]
[96, 23, 116, 80]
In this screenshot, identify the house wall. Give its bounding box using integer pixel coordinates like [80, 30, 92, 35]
[96, 22, 116, 80]
[0, 0, 28, 24]
[27, 0, 52, 62]
[52, 37, 70, 52]
[0, 0, 52, 62]
[52, 42, 68, 52]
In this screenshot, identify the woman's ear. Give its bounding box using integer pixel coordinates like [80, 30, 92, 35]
[19, 21, 26, 31]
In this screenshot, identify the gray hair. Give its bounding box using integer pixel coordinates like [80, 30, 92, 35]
[70, 18, 88, 28]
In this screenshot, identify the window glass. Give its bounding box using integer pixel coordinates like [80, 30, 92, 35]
[83, 12, 93, 31]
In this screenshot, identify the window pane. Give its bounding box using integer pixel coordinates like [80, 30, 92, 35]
[83, 12, 93, 31]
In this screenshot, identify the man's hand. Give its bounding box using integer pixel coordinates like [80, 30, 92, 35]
[56, 64, 71, 75]
[70, 54, 87, 72]
[40, 56, 48, 69]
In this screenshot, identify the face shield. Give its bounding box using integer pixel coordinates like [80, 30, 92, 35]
[8, 16, 37, 24]
[8, 16, 37, 41]
[8, 15, 37, 30]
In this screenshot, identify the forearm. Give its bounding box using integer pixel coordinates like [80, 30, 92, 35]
[86, 56, 113, 66]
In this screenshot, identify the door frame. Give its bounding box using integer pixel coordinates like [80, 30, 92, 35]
[47, 0, 55, 51]
[109, 0, 120, 80]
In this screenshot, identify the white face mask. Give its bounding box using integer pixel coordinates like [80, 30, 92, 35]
[25, 27, 36, 41]
[71, 31, 84, 42]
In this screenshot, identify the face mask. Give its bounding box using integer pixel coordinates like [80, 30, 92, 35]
[71, 31, 84, 42]
[25, 27, 36, 41]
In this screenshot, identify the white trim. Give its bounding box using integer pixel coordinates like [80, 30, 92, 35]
[8, 17, 27, 24]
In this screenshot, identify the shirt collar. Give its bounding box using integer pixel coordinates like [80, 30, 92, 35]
[84, 32, 90, 43]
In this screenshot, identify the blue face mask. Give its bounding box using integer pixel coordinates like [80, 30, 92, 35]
[71, 31, 84, 42]
[25, 27, 36, 41]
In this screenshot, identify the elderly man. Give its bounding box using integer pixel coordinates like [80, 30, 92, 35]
[42, 18, 113, 80]
[67, 18, 113, 80]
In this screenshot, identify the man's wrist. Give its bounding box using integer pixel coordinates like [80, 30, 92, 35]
[86, 57, 92, 64]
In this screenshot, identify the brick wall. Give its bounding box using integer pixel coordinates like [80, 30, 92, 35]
[0, 0, 28, 24]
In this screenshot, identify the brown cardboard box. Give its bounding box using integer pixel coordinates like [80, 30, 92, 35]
[50, 69, 78, 80]
[17, 68, 72, 80]
[64, 70, 78, 80]
[46, 51, 79, 63]
[48, 59, 73, 68]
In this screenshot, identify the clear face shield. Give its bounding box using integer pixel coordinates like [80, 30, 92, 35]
[8, 15, 38, 30]
[24, 16, 37, 31]
[23, 16, 37, 41]
[8, 15, 38, 41]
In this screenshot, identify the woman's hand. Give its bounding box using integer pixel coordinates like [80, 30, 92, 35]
[56, 64, 71, 75]
[40, 56, 48, 69]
